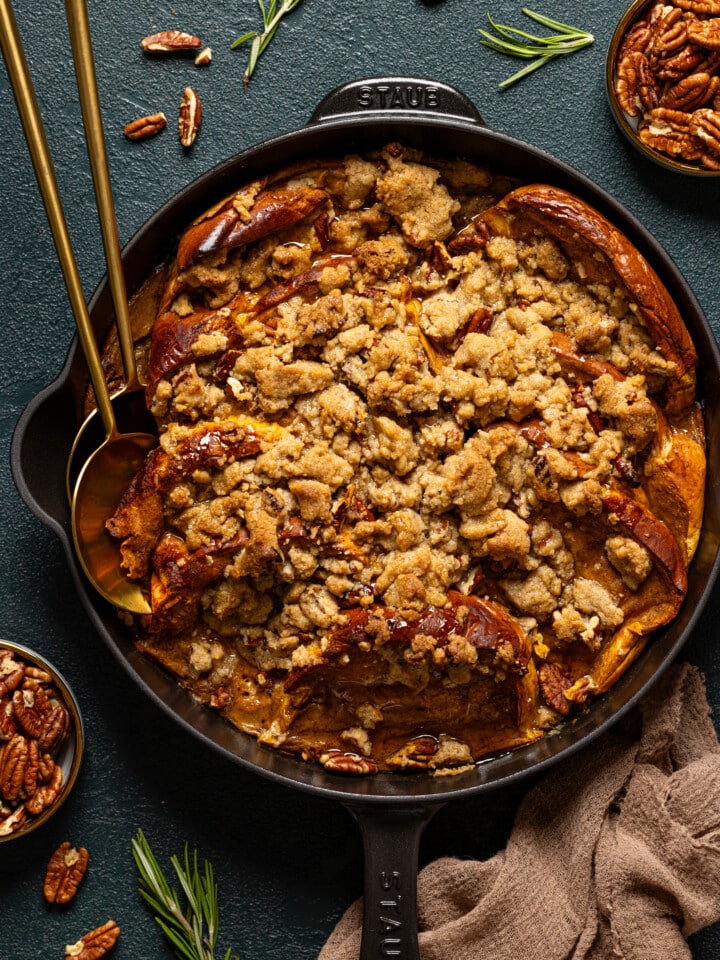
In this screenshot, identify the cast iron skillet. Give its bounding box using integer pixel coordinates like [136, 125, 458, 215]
[11, 78, 720, 959]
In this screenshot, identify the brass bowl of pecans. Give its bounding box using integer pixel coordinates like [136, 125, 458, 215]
[0, 640, 83, 845]
[607, 0, 720, 175]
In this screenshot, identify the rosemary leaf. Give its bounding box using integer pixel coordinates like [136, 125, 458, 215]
[479, 7, 593, 88]
[132, 829, 239, 960]
[231, 0, 305, 90]
[521, 8, 581, 36]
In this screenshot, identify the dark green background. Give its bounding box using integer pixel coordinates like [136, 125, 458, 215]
[1, 1, 719, 956]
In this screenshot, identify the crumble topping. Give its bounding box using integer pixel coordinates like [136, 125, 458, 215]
[108, 145, 704, 772]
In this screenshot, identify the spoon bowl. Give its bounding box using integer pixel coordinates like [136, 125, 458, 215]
[72, 429, 156, 614]
[66, 385, 156, 502]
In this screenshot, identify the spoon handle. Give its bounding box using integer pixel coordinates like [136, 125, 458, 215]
[65, 0, 142, 393]
[0, 0, 117, 440]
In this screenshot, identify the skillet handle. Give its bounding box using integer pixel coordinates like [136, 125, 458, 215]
[347, 802, 443, 960]
[309, 77, 485, 127]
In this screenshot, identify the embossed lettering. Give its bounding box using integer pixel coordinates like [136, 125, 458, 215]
[425, 87, 439, 108]
[381, 938, 401, 957]
[380, 870, 400, 890]
[357, 85, 373, 108]
[380, 895, 402, 913]
[354, 84, 440, 111]
[380, 916, 402, 931]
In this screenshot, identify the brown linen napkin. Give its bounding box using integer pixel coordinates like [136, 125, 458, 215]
[320, 663, 720, 960]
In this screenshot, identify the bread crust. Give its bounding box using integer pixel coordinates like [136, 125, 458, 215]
[483, 184, 697, 415]
[105, 150, 706, 772]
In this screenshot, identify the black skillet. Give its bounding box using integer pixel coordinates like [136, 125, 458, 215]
[11, 78, 720, 959]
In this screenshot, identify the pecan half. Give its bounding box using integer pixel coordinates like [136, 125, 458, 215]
[639, 107, 702, 160]
[141, 30, 201, 52]
[124, 112, 167, 141]
[320, 751, 379, 774]
[689, 106, 720, 154]
[12, 685, 51, 738]
[178, 86, 202, 148]
[38, 701, 70, 752]
[662, 71, 720, 110]
[0, 733, 28, 802]
[24, 763, 62, 815]
[675, 0, 720, 12]
[0, 804, 26, 836]
[618, 17, 653, 60]
[0, 699, 17, 739]
[0, 653, 24, 696]
[538, 662, 572, 716]
[615, 51, 659, 115]
[652, 8, 688, 55]
[687, 17, 720, 50]
[44, 841, 89, 904]
[655, 43, 706, 81]
[194, 46, 212, 66]
[65, 920, 120, 959]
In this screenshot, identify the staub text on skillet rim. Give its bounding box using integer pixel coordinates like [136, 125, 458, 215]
[11, 78, 720, 960]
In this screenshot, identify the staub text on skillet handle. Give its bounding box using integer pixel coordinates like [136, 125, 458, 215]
[309, 77, 485, 127]
[348, 803, 442, 960]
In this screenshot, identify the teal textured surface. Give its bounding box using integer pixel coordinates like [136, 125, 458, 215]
[1, 1, 719, 957]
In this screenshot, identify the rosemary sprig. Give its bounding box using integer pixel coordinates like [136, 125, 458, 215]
[479, 8, 594, 89]
[231, 0, 305, 91]
[131, 829, 239, 960]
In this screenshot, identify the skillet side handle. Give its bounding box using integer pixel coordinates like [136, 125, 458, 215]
[347, 802, 443, 960]
[309, 77, 485, 127]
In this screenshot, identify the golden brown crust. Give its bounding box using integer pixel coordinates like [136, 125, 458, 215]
[106, 149, 705, 773]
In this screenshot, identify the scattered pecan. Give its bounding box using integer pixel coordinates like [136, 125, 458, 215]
[65, 920, 120, 959]
[194, 46, 212, 66]
[141, 30, 201, 53]
[178, 86, 202, 148]
[124, 112, 167, 141]
[44, 841, 89, 904]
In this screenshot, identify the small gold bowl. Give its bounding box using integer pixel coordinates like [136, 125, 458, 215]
[0, 639, 84, 847]
[606, 0, 720, 176]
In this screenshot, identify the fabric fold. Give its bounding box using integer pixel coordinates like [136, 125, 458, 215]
[319, 664, 720, 960]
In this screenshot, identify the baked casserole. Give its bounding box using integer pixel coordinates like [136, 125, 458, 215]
[106, 144, 706, 774]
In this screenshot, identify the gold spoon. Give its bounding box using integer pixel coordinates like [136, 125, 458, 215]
[0, 0, 154, 614]
[63, 0, 155, 503]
